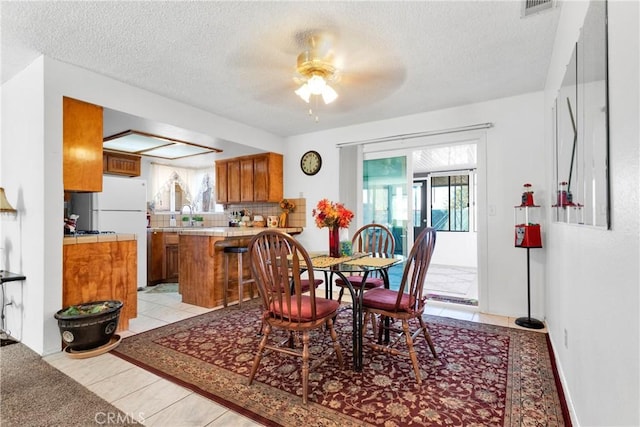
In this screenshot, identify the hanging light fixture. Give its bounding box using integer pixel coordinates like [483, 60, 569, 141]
[294, 36, 339, 120]
[295, 74, 338, 105]
[0, 187, 17, 215]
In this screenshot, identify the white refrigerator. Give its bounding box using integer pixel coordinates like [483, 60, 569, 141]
[73, 176, 148, 289]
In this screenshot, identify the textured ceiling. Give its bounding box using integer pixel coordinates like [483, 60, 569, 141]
[1, 1, 560, 139]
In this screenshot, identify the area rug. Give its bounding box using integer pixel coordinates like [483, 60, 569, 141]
[112, 300, 568, 427]
[144, 283, 179, 293]
[426, 293, 479, 306]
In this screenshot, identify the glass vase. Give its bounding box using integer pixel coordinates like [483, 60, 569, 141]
[329, 226, 341, 258]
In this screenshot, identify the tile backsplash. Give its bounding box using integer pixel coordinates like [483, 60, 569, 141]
[149, 198, 306, 228]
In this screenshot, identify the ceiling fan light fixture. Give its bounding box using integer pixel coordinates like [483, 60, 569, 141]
[321, 84, 338, 104]
[294, 37, 340, 108]
[307, 74, 327, 94]
[294, 83, 311, 103]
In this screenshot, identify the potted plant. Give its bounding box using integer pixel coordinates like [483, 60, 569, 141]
[54, 300, 123, 351]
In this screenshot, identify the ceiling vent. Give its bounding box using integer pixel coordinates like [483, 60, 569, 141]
[521, 0, 554, 17]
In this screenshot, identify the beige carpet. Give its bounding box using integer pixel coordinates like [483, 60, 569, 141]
[1, 342, 138, 427]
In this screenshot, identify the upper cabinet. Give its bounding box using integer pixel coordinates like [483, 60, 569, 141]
[63, 97, 104, 192]
[216, 152, 283, 204]
[103, 150, 141, 177]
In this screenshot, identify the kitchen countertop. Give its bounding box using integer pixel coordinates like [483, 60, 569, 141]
[148, 226, 303, 237]
[63, 233, 137, 245]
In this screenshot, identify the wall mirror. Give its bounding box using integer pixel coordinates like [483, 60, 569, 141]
[554, 0, 609, 228]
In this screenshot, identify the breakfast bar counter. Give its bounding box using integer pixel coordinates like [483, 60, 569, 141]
[178, 227, 302, 308]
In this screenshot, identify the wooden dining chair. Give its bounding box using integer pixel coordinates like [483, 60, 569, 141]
[361, 227, 437, 384]
[334, 223, 396, 303]
[247, 230, 344, 404]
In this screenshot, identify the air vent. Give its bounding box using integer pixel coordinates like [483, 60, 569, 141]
[521, 0, 554, 17]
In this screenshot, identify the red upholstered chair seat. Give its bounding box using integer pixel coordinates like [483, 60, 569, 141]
[335, 223, 396, 304]
[270, 296, 340, 321]
[301, 279, 323, 293]
[362, 288, 414, 312]
[335, 276, 384, 290]
[248, 230, 344, 404]
[361, 228, 438, 385]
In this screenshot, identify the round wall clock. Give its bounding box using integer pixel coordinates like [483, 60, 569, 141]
[300, 150, 322, 176]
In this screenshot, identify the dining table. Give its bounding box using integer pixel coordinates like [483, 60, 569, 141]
[305, 252, 403, 371]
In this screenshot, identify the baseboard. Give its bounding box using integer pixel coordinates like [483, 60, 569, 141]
[547, 330, 578, 426]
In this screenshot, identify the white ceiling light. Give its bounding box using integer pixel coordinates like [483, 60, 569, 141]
[103, 130, 221, 160]
[294, 35, 340, 121]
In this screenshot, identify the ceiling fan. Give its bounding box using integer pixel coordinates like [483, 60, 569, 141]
[293, 34, 340, 106]
[229, 28, 406, 118]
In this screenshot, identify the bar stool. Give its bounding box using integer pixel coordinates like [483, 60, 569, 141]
[223, 245, 256, 307]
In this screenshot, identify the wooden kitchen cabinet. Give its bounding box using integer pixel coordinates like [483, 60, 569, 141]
[63, 97, 104, 192]
[103, 150, 141, 177]
[253, 153, 282, 202]
[147, 230, 164, 284]
[215, 152, 283, 204]
[240, 157, 254, 202]
[147, 230, 180, 285]
[63, 239, 137, 331]
[164, 233, 180, 281]
[215, 161, 229, 203]
[227, 160, 241, 203]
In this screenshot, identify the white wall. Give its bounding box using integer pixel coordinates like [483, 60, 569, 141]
[543, 1, 639, 426]
[1, 58, 49, 353]
[1, 57, 285, 355]
[431, 233, 477, 267]
[286, 91, 546, 318]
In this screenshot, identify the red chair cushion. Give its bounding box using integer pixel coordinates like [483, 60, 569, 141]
[270, 295, 339, 321]
[362, 288, 414, 312]
[300, 279, 323, 293]
[335, 276, 384, 290]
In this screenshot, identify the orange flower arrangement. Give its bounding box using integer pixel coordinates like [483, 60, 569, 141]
[312, 199, 354, 229]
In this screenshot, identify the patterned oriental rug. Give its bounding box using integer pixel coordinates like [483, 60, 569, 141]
[112, 300, 569, 427]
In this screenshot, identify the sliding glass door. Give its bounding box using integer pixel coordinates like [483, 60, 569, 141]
[362, 156, 409, 256]
[361, 138, 481, 304]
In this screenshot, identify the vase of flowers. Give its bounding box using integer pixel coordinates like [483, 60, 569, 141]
[312, 199, 355, 257]
[279, 199, 296, 228]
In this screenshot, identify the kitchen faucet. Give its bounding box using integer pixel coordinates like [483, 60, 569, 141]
[181, 204, 194, 226]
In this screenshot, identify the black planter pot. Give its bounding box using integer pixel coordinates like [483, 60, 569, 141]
[54, 300, 123, 351]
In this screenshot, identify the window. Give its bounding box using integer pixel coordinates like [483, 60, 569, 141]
[150, 163, 223, 213]
[430, 174, 469, 232]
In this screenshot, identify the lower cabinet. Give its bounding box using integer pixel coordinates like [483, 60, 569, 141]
[63, 239, 137, 332]
[165, 242, 179, 281]
[148, 230, 180, 285]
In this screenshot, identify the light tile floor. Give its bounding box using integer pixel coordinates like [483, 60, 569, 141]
[44, 286, 546, 427]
